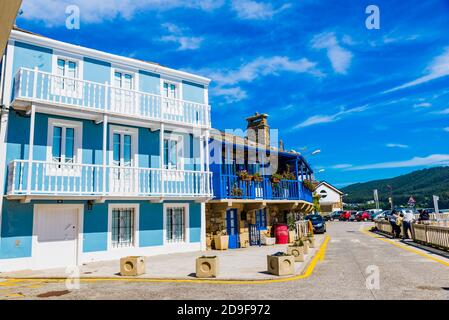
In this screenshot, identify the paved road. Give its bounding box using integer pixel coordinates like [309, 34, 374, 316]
[1, 222, 448, 300]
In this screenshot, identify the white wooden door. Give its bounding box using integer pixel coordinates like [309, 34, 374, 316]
[34, 206, 79, 269]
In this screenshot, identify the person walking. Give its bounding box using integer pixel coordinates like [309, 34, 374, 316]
[389, 210, 397, 236]
[395, 213, 404, 238]
[403, 210, 415, 239]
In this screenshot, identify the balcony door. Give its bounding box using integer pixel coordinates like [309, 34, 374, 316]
[110, 127, 138, 194]
[112, 71, 134, 113]
[162, 81, 182, 117]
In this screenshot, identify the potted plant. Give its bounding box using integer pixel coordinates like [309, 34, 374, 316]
[252, 172, 264, 182]
[287, 239, 305, 262]
[231, 186, 243, 198]
[237, 170, 253, 181]
[270, 173, 283, 184]
[287, 213, 296, 243]
[213, 230, 229, 250]
[196, 256, 219, 278]
[303, 179, 315, 191]
[282, 164, 296, 180]
[267, 252, 295, 276]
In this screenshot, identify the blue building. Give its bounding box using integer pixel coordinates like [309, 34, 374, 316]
[0, 28, 212, 271]
[206, 113, 314, 249]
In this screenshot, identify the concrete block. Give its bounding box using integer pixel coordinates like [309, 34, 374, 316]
[120, 256, 145, 276]
[196, 256, 219, 278]
[287, 246, 305, 262]
[267, 255, 295, 276]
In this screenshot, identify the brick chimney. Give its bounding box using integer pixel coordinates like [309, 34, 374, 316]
[246, 112, 270, 148]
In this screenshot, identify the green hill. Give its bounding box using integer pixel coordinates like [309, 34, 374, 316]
[341, 167, 449, 209]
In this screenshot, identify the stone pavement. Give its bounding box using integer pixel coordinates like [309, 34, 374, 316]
[0, 235, 325, 280]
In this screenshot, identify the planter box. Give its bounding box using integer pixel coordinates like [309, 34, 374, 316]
[240, 232, 250, 248]
[196, 256, 219, 278]
[213, 235, 229, 250]
[303, 241, 309, 254]
[120, 256, 145, 276]
[262, 237, 276, 246]
[267, 255, 295, 276]
[306, 237, 316, 248]
[287, 246, 305, 262]
[289, 231, 296, 243]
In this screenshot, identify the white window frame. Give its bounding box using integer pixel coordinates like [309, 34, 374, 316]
[163, 203, 189, 245]
[107, 203, 140, 251]
[163, 132, 185, 181]
[46, 118, 83, 176]
[111, 68, 137, 90]
[51, 54, 84, 99]
[108, 125, 139, 167]
[160, 77, 183, 116]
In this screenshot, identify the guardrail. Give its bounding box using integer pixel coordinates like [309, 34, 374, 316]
[411, 224, 449, 251]
[13, 67, 211, 128]
[374, 220, 449, 251]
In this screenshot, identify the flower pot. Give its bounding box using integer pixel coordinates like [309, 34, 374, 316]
[261, 236, 276, 246]
[240, 232, 250, 248]
[267, 255, 295, 276]
[120, 256, 145, 276]
[196, 256, 219, 278]
[287, 246, 305, 262]
[213, 235, 229, 250]
[289, 231, 296, 243]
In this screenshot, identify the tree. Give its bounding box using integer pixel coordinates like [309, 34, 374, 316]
[312, 192, 321, 214]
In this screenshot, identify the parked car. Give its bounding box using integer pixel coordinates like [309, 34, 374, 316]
[374, 210, 391, 221]
[349, 211, 358, 221]
[355, 211, 371, 221]
[329, 210, 344, 221]
[366, 209, 383, 220]
[321, 212, 332, 221]
[305, 214, 326, 233]
[339, 211, 352, 221]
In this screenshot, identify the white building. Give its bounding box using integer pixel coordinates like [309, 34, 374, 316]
[315, 181, 344, 214]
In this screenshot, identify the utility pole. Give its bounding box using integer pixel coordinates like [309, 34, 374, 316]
[387, 185, 393, 210]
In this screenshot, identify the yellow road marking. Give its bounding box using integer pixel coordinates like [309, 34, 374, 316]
[361, 228, 449, 268]
[1, 235, 330, 286]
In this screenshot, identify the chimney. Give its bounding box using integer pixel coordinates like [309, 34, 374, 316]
[246, 112, 270, 148]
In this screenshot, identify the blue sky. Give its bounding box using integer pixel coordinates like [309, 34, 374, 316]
[16, 0, 449, 187]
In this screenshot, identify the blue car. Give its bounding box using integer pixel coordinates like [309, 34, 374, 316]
[305, 214, 326, 233]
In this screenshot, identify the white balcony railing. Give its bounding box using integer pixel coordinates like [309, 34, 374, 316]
[7, 160, 213, 198]
[13, 67, 211, 127]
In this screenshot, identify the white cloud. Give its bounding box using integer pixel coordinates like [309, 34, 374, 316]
[346, 154, 449, 171]
[386, 143, 409, 149]
[413, 102, 432, 108]
[437, 108, 449, 114]
[331, 164, 353, 169]
[383, 47, 449, 93]
[204, 56, 322, 86]
[160, 23, 203, 51]
[211, 87, 248, 103]
[311, 32, 353, 74]
[231, 0, 291, 20]
[193, 56, 322, 102]
[444, 127, 449, 132]
[19, 0, 223, 25]
[293, 105, 368, 129]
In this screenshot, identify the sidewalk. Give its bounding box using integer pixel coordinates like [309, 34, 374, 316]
[0, 235, 325, 280]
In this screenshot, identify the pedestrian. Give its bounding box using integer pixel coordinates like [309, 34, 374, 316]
[395, 213, 404, 238]
[418, 210, 430, 224]
[389, 210, 397, 236]
[402, 210, 415, 239]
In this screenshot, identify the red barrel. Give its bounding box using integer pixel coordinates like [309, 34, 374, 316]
[274, 223, 289, 244]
